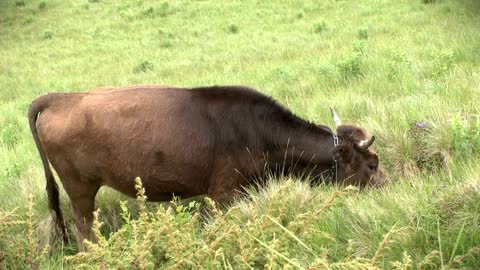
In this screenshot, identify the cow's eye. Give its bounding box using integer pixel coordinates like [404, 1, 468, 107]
[368, 164, 377, 171]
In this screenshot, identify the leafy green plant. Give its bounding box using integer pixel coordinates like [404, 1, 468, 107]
[3, 160, 24, 180]
[171, 197, 200, 225]
[450, 114, 480, 157]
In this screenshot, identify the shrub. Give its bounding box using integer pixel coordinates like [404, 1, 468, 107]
[271, 67, 299, 84]
[450, 114, 480, 158]
[143, 7, 154, 18]
[337, 53, 363, 80]
[432, 50, 455, 77]
[410, 121, 446, 171]
[160, 41, 172, 48]
[158, 2, 170, 17]
[158, 29, 175, 48]
[335, 41, 368, 80]
[387, 50, 412, 80]
[38, 2, 47, 10]
[15, 1, 25, 7]
[441, 6, 451, 13]
[133, 60, 154, 73]
[142, 2, 171, 18]
[317, 64, 336, 79]
[24, 17, 34, 24]
[43, 31, 53, 39]
[313, 20, 327, 33]
[358, 28, 368, 39]
[228, 23, 239, 34]
[1, 180, 479, 268]
[353, 40, 366, 55]
[158, 28, 175, 38]
[64, 180, 362, 269]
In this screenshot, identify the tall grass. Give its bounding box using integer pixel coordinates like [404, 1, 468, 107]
[1, 175, 479, 268]
[1, 0, 479, 268]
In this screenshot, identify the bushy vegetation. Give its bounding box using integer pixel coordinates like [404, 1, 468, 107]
[2, 175, 480, 269]
[1, 0, 479, 268]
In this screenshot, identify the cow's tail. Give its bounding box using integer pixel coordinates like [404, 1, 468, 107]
[28, 95, 69, 244]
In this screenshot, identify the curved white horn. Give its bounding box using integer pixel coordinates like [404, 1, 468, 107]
[329, 107, 342, 128]
[356, 136, 375, 151]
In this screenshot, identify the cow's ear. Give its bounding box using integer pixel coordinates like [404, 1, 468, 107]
[333, 145, 353, 163]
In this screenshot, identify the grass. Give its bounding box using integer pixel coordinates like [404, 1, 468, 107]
[1, 0, 480, 268]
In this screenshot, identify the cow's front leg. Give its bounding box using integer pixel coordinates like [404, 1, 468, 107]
[207, 167, 244, 208]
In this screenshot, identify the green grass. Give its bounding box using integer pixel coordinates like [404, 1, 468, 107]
[1, 0, 480, 268]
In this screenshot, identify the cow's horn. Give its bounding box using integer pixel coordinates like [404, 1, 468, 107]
[329, 107, 342, 128]
[356, 136, 375, 151]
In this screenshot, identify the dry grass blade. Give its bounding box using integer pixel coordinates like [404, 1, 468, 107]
[0, 207, 23, 226]
[134, 177, 148, 220]
[417, 250, 441, 270]
[371, 223, 409, 267]
[330, 258, 380, 270]
[449, 219, 466, 263]
[266, 215, 316, 256]
[390, 251, 412, 270]
[313, 186, 358, 219]
[26, 194, 37, 269]
[448, 246, 480, 268]
[250, 233, 306, 269]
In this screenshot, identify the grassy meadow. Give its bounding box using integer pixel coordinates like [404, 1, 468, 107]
[1, 0, 480, 268]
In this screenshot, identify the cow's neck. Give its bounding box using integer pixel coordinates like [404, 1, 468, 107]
[267, 124, 335, 181]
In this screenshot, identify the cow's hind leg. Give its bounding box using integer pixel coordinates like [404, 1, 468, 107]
[71, 188, 99, 250]
[63, 180, 100, 251]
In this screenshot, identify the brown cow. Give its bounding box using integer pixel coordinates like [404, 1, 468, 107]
[28, 85, 384, 247]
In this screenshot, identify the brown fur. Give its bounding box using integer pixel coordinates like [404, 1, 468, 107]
[28, 85, 384, 247]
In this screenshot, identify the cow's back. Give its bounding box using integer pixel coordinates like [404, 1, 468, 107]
[36, 86, 214, 200]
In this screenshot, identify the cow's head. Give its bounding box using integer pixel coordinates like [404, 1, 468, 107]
[330, 108, 385, 187]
